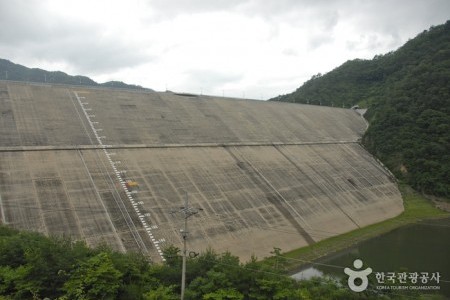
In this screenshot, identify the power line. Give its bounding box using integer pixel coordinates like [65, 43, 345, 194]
[278, 254, 344, 270]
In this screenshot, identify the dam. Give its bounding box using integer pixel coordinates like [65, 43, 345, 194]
[0, 81, 403, 261]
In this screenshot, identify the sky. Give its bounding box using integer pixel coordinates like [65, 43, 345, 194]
[1, 0, 449, 99]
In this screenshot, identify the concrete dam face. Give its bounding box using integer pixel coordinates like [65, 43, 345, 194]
[0, 81, 403, 261]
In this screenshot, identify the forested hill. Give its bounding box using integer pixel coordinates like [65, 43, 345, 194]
[272, 21, 450, 199]
[0, 58, 151, 91]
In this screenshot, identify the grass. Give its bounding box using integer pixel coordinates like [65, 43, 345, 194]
[268, 184, 450, 273]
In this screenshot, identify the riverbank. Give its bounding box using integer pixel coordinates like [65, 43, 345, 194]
[267, 184, 450, 273]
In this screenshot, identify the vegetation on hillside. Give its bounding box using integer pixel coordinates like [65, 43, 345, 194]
[0, 226, 430, 300]
[0, 58, 150, 91]
[272, 21, 450, 199]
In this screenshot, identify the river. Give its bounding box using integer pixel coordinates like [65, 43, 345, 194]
[292, 218, 450, 297]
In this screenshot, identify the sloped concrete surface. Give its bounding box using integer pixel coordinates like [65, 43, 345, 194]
[0, 81, 403, 261]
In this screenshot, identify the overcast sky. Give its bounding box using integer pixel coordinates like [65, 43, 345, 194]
[1, 0, 449, 99]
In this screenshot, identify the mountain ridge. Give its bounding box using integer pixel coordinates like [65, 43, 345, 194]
[272, 21, 450, 198]
[0, 58, 152, 91]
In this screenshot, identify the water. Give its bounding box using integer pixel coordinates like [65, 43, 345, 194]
[293, 218, 450, 297]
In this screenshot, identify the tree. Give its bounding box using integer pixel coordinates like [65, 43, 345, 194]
[61, 252, 122, 300]
[203, 288, 244, 300]
[143, 285, 178, 300]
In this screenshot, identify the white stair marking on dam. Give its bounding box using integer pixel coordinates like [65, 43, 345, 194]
[74, 91, 164, 260]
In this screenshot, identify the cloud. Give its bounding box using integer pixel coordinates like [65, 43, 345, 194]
[308, 34, 334, 50]
[282, 48, 298, 56]
[184, 69, 243, 90]
[147, 0, 245, 15]
[29, 31, 152, 74]
[0, 1, 52, 44]
[0, 0, 152, 74]
[1, 0, 449, 98]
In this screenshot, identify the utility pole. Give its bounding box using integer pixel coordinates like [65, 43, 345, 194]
[173, 192, 202, 300]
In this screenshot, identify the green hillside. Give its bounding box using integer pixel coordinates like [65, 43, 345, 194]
[0, 58, 151, 91]
[272, 21, 450, 199]
[0, 225, 432, 299]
